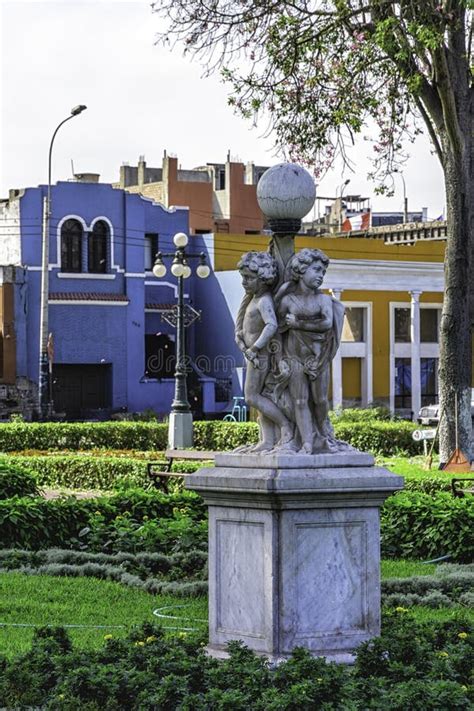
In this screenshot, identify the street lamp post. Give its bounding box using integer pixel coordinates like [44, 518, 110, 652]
[153, 232, 210, 448]
[338, 178, 350, 232]
[394, 171, 408, 223]
[38, 104, 87, 419]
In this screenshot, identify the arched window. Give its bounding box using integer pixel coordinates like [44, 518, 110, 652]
[60, 219, 83, 272]
[89, 221, 108, 273]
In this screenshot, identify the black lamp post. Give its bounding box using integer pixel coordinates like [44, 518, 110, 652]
[38, 104, 87, 419]
[153, 232, 210, 447]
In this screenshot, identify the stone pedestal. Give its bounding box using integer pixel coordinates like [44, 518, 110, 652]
[186, 452, 403, 664]
[168, 411, 193, 449]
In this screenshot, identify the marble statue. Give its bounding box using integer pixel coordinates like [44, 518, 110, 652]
[235, 252, 294, 452]
[236, 247, 349, 454]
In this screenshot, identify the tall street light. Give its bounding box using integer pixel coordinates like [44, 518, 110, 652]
[153, 232, 211, 448]
[38, 104, 87, 419]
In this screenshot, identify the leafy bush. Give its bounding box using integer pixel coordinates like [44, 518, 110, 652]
[193, 421, 259, 450]
[0, 489, 206, 553]
[0, 613, 471, 709]
[0, 461, 39, 499]
[194, 418, 420, 455]
[331, 406, 395, 422]
[7, 454, 150, 490]
[0, 485, 471, 561]
[5, 452, 209, 491]
[381, 491, 474, 562]
[0, 414, 421, 456]
[333, 420, 420, 456]
[0, 421, 168, 452]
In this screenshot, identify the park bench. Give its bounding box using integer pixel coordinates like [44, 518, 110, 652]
[147, 449, 215, 492]
[451, 477, 474, 498]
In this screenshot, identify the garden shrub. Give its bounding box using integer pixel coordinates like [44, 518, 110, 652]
[194, 418, 420, 455]
[332, 419, 420, 456]
[0, 412, 420, 456]
[0, 613, 471, 709]
[193, 421, 259, 450]
[381, 491, 474, 563]
[0, 489, 206, 552]
[0, 421, 168, 452]
[5, 453, 209, 491]
[0, 487, 471, 560]
[7, 452, 463, 494]
[7, 454, 150, 490]
[331, 406, 395, 422]
[0, 461, 39, 499]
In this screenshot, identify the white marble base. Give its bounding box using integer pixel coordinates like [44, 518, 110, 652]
[168, 411, 193, 449]
[186, 457, 403, 663]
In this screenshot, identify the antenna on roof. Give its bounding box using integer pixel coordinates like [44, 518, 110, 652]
[71, 159, 75, 178]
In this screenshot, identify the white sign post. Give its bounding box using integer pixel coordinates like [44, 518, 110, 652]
[412, 429, 437, 456]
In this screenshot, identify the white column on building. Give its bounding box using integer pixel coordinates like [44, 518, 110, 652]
[410, 290, 422, 420]
[331, 288, 343, 410]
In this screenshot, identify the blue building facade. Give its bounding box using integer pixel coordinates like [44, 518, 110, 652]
[2, 179, 225, 419]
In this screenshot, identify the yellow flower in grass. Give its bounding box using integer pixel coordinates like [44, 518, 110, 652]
[103, 634, 113, 641]
[395, 607, 408, 613]
[134, 641, 145, 647]
[458, 632, 468, 640]
[146, 635, 157, 644]
[437, 651, 449, 658]
[178, 632, 187, 638]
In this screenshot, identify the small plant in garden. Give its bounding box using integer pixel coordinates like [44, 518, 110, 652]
[0, 612, 471, 709]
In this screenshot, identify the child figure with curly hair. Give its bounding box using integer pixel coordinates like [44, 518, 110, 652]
[276, 248, 344, 453]
[235, 251, 294, 452]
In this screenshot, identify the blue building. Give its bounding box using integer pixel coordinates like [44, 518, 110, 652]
[0, 177, 225, 419]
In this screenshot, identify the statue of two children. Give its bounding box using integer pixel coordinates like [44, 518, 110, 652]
[235, 248, 346, 455]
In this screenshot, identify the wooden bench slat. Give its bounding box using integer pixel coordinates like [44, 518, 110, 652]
[147, 450, 215, 491]
[164, 449, 215, 460]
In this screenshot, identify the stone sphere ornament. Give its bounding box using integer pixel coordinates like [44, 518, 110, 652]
[257, 163, 316, 232]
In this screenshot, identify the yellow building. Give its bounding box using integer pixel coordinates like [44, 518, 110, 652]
[204, 233, 452, 417]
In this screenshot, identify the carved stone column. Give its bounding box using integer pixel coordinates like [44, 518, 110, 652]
[331, 288, 343, 410]
[410, 290, 422, 419]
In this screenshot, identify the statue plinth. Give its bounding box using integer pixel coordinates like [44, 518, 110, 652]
[186, 454, 403, 664]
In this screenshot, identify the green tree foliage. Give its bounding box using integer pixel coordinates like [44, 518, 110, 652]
[153, 0, 474, 461]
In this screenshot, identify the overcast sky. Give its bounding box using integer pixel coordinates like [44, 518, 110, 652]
[1, 0, 446, 218]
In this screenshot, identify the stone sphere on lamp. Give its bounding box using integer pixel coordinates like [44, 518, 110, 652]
[257, 162, 316, 233]
[173, 232, 188, 248]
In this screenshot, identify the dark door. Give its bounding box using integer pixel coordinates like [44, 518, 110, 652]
[53, 364, 112, 418]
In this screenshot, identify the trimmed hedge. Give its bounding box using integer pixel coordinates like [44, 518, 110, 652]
[7, 454, 150, 490]
[381, 491, 474, 563]
[7, 452, 461, 494]
[5, 454, 209, 490]
[0, 463, 39, 499]
[0, 421, 168, 453]
[0, 416, 421, 456]
[0, 485, 472, 562]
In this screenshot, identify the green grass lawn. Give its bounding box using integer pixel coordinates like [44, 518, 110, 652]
[0, 573, 207, 658]
[2, 560, 472, 659]
[378, 454, 442, 476]
[381, 559, 436, 577]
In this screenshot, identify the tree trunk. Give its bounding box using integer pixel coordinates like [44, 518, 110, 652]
[438, 115, 473, 464]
